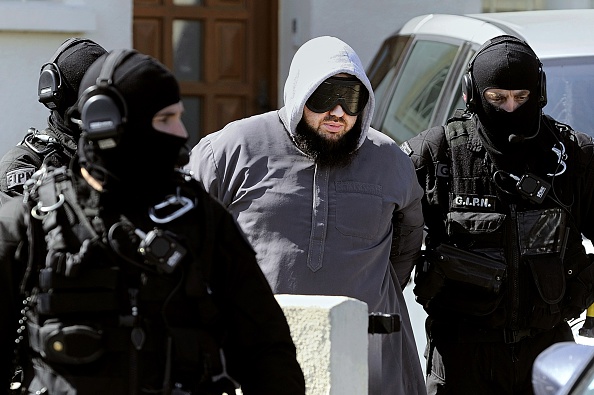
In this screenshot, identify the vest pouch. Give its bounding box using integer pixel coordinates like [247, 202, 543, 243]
[517, 208, 567, 256]
[413, 255, 446, 307]
[168, 327, 225, 390]
[446, 211, 506, 249]
[526, 255, 566, 305]
[418, 244, 506, 316]
[431, 244, 506, 293]
[38, 322, 104, 364]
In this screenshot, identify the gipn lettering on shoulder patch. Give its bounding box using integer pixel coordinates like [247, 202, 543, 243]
[452, 194, 497, 210]
[6, 167, 35, 190]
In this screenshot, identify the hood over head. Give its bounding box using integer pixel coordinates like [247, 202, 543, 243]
[282, 36, 374, 149]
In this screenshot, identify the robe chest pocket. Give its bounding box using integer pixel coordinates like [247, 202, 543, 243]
[335, 181, 383, 239]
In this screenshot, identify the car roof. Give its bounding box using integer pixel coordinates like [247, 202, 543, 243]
[398, 9, 594, 60]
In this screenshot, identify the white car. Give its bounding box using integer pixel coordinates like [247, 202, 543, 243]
[365, 9, 594, 376]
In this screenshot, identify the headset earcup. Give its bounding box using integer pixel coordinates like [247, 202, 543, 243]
[38, 65, 62, 109]
[80, 89, 124, 143]
[78, 49, 133, 149]
[462, 72, 475, 111]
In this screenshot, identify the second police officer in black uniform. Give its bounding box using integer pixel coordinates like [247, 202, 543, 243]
[402, 35, 594, 395]
[0, 49, 305, 395]
[0, 38, 107, 204]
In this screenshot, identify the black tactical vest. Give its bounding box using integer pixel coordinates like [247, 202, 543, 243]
[415, 112, 590, 332]
[14, 167, 234, 395]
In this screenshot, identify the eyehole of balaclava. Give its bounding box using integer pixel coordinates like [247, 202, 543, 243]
[471, 39, 542, 149]
[77, 51, 187, 204]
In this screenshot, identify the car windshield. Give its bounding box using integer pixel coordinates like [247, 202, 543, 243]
[542, 56, 594, 137]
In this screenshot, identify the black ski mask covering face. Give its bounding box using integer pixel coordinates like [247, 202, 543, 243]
[52, 40, 107, 137]
[77, 51, 187, 205]
[472, 39, 541, 150]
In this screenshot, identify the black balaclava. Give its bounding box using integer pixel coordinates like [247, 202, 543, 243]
[471, 36, 542, 152]
[49, 39, 107, 138]
[77, 50, 187, 207]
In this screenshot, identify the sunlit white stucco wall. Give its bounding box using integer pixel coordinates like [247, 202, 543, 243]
[0, 0, 131, 158]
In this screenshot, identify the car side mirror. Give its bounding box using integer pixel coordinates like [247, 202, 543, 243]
[532, 342, 594, 395]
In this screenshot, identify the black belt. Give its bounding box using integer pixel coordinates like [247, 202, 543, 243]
[431, 321, 537, 344]
[465, 327, 535, 344]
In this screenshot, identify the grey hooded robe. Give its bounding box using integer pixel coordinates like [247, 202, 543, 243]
[187, 36, 426, 395]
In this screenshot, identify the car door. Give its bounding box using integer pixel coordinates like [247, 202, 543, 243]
[369, 34, 473, 144]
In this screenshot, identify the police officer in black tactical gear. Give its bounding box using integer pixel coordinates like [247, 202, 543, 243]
[0, 37, 107, 205]
[0, 49, 305, 395]
[401, 35, 594, 395]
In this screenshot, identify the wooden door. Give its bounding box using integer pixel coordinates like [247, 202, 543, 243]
[133, 0, 278, 148]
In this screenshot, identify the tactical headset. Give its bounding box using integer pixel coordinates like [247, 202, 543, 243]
[74, 49, 133, 149]
[38, 38, 95, 110]
[462, 35, 547, 112]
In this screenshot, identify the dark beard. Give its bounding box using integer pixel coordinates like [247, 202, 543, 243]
[293, 116, 362, 168]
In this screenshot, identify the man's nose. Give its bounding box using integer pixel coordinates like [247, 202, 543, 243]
[172, 121, 189, 138]
[500, 100, 521, 113]
[329, 104, 346, 116]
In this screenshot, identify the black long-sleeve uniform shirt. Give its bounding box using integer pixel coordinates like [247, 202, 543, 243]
[0, 168, 305, 394]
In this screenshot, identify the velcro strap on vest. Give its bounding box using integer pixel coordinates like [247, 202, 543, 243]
[39, 267, 119, 291]
[37, 291, 119, 315]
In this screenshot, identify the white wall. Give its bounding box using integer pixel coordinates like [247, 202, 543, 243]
[277, 0, 482, 104]
[0, 0, 131, 158]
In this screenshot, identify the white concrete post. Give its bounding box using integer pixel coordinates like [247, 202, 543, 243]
[276, 294, 368, 395]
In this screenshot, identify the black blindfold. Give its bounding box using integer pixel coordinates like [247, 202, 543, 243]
[305, 76, 369, 116]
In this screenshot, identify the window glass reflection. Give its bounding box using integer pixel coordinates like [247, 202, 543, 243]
[181, 96, 202, 149]
[381, 40, 458, 144]
[173, 0, 202, 5]
[173, 20, 202, 81]
[543, 58, 594, 137]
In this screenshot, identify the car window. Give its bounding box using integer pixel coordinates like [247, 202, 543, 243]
[543, 57, 594, 137]
[567, 357, 594, 394]
[368, 35, 411, 106]
[380, 40, 459, 144]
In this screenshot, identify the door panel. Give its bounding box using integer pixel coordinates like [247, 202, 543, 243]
[133, 0, 277, 148]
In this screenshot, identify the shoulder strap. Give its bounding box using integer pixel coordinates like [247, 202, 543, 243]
[183, 177, 215, 284]
[20, 201, 46, 294]
[27, 166, 100, 276]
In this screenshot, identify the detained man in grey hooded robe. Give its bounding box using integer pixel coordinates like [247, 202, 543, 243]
[186, 36, 426, 395]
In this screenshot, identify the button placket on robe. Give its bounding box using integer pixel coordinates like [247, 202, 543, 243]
[307, 166, 329, 272]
